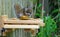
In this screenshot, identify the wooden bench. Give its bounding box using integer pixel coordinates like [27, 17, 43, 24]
[0, 15, 45, 36]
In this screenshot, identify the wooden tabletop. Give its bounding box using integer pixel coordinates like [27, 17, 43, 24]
[4, 19, 43, 24]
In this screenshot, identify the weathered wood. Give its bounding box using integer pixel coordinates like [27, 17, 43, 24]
[4, 25, 40, 29]
[4, 19, 43, 24]
[0, 15, 45, 36]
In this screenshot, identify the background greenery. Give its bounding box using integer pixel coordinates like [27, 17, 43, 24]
[34, 0, 60, 37]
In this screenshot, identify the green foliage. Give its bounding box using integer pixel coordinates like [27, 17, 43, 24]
[36, 16, 57, 37]
[35, 4, 42, 18]
[50, 8, 59, 23]
[35, 13, 40, 18]
[37, 4, 42, 8]
[35, 0, 58, 37]
[52, 9, 59, 14]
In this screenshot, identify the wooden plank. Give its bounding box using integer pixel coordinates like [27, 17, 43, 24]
[4, 19, 43, 24]
[4, 25, 40, 29]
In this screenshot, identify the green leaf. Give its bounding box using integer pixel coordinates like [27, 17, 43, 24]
[52, 9, 59, 14]
[36, 16, 57, 37]
[37, 4, 42, 8]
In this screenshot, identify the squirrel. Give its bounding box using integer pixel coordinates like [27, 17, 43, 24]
[14, 4, 32, 18]
[14, 4, 24, 18]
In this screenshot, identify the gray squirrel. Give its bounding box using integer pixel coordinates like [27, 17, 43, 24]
[14, 4, 32, 18]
